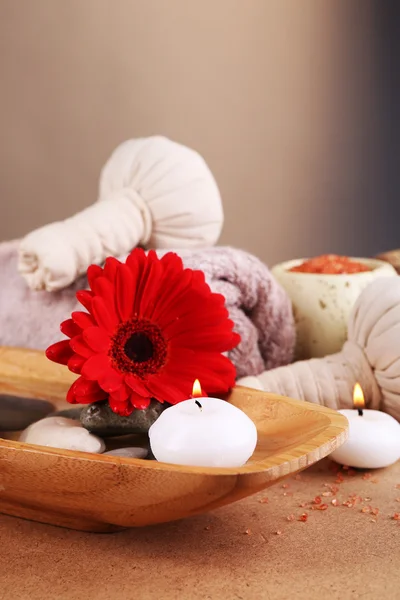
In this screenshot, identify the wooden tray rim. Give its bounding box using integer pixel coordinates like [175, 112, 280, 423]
[0, 387, 349, 477]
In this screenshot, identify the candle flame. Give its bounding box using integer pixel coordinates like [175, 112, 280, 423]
[353, 383, 365, 409]
[192, 379, 203, 398]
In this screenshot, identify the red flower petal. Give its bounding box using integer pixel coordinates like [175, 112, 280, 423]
[76, 290, 94, 312]
[137, 251, 163, 315]
[116, 264, 135, 321]
[45, 340, 73, 365]
[91, 296, 119, 334]
[67, 353, 86, 374]
[142, 253, 186, 321]
[71, 311, 95, 330]
[126, 247, 146, 274]
[87, 264, 103, 289]
[82, 326, 110, 353]
[150, 268, 193, 323]
[191, 269, 208, 289]
[163, 306, 230, 339]
[145, 374, 188, 404]
[60, 319, 81, 339]
[91, 276, 118, 323]
[81, 353, 112, 380]
[171, 326, 239, 353]
[160, 251, 184, 271]
[98, 368, 124, 393]
[74, 376, 103, 397]
[67, 376, 107, 404]
[103, 256, 121, 282]
[66, 383, 78, 404]
[69, 335, 94, 358]
[124, 373, 150, 396]
[129, 394, 151, 410]
[108, 396, 134, 416]
[109, 382, 130, 403]
[166, 349, 237, 391]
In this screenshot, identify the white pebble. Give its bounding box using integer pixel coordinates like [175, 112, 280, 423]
[19, 417, 105, 453]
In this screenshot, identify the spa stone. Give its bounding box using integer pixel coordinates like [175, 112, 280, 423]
[0, 395, 53, 431]
[80, 400, 166, 437]
[20, 417, 105, 453]
[104, 447, 148, 459]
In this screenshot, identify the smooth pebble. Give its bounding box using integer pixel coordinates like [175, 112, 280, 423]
[0, 395, 53, 431]
[20, 417, 105, 453]
[80, 400, 166, 437]
[104, 447, 148, 459]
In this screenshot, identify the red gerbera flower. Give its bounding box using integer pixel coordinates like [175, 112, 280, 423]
[46, 249, 240, 416]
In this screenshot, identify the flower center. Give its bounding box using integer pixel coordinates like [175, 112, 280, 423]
[124, 332, 154, 363]
[109, 318, 167, 376]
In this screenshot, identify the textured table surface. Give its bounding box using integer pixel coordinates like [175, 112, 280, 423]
[1, 458, 399, 600]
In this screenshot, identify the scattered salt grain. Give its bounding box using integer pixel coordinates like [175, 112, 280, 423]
[298, 513, 308, 522]
[286, 514, 295, 522]
[312, 504, 328, 511]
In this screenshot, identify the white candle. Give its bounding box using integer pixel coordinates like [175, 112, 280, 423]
[330, 384, 400, 469]
[149, 394, 257, 468]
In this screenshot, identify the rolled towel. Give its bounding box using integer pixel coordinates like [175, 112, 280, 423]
[1, 243, 295, 378]
[238, 277, 400, 420]
[18, 136, 224, 292]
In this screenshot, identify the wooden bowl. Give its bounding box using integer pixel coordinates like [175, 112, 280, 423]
[0, 347, 348, 532]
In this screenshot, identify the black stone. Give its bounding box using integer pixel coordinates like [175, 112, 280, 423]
[80, 400, 166, 437]
[0, 395, 54, 432]
[146, 447, 157, 460]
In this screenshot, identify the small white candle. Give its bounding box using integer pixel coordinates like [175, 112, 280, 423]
[330, 384, 400, 469]
[149, 381, 257, 468]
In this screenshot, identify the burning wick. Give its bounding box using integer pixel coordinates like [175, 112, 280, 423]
[192, 379, 204, 411]
[353, 383, 365, 417]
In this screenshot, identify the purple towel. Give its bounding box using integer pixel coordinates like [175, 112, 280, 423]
[0, 241, 295, 378]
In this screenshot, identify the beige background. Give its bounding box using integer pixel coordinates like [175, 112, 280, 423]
[0, 0, 387, 266]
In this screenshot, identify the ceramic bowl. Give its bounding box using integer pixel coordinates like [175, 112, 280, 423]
[0, 347, 348, 532]
[271, 257, 397, 359]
